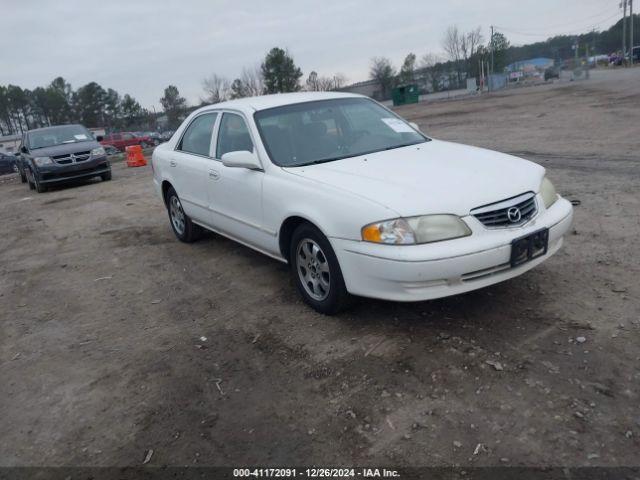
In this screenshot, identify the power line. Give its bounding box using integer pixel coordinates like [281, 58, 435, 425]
[494, 11, 621, 38]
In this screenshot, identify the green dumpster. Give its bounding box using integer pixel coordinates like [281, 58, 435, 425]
[392, 84, 420, 106]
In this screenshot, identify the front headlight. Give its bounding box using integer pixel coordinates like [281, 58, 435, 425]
[91, 147, 106, 156]
[540, 176, 558, 209]
[362, 215, 471, 245]
[34, 156, 52, 166]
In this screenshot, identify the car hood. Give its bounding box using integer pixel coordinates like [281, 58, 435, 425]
[31, 141, 101, 157]
[282, 139, 545, 217]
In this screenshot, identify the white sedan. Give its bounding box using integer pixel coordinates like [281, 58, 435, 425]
[152, 92, 573, 314]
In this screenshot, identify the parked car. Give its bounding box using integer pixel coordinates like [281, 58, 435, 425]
[152, 92, 573, 314]
[19, 124, 111, 193]
[103, 144, 121, 156]
[544, 66, 560, 81]
[100, 132, 156, 152]
[145, 131, 162, 141]
[0, 151, 18, 175]
[160, 130, 175, 141]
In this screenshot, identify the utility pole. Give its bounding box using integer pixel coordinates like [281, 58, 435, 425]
[631, 0, 635, 64]
[489, 25, 495, 92]
[622, 0, 627, 60]
[490, 25, 495, 74]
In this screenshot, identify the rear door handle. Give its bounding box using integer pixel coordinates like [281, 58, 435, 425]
[169, 160, 177, 167]
[209, 169, 220, 180]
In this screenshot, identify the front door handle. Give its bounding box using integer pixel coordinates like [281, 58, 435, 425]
[209, 169, 220, 180]
[169, 160, 177, 167]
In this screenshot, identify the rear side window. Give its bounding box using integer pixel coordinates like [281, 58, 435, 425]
[216, 113, 254, 158]
[178, 113, 218, 157]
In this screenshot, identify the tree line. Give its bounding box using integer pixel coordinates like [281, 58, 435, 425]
[367, 17, 635, 100]
[158, 47, 348, 129]
[4, 16, 632, 135]
[0, 77, 151, 136]
[200, 47, 347, 105]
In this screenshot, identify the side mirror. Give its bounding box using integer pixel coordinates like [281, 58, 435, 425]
[221, 150, 261, 170]
[96, 135, 104, 142]
[409, 122, 420, 131]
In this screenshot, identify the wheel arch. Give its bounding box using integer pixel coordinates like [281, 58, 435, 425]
[161, 180, 174, 207]
[278, 215, 328, 262]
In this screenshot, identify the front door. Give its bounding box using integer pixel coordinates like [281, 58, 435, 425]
[208, 112, 267, 248]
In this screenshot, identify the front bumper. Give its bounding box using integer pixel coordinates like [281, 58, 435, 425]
[36, 156, 111, 184]
[331, 195, 574, 302]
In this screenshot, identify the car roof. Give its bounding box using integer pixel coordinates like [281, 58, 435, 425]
[197, 91, 367, 114]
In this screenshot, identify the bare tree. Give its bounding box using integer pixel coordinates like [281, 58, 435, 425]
[306, 71, 320, 91]
[461, 27, 484, 61]
[306, 71, 348, 91]
[442, 25, 483, 86]
[332, 73, 347, 89]
[442, 26, 462, 64]
[369, 57, 397, 100]
[240, 65, 264, 97]
[419, 53, 443, 69]
[202, 74, 230, 104]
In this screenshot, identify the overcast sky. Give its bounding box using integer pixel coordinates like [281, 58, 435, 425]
[2, 0, 621, 109]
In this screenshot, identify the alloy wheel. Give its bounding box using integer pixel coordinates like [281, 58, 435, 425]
[169, 195, 186, 235]
[296, 238, 331, 301]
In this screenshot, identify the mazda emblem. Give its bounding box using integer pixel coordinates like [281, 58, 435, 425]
[507, 206, 522, 223]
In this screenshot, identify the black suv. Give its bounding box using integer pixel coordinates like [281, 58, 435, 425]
[20, 124, 111, 193]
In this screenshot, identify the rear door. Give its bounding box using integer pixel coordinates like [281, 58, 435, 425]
[166, 112, 218, 225]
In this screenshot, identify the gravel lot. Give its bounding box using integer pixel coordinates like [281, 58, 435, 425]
[1, 68, 639, 469]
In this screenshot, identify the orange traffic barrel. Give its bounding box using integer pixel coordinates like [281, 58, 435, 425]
[125, 145, 147, 167]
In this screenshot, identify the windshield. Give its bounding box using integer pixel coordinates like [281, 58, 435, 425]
[28, 125, 93, 149]
[254, 98, 428, 167]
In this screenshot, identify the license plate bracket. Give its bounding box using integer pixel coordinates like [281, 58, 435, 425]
[510, 228, 549, 267]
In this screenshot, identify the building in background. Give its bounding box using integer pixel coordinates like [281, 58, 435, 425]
[506, 57, 555, 81]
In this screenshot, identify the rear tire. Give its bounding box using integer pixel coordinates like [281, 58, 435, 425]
[289, 223, 351, 315]
[165, 187, 202, 243]
[20, 171, 27, 183]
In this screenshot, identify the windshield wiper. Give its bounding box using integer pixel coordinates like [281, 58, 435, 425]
[293, 154, 355, 167]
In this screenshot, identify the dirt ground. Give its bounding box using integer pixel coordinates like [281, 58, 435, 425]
[1, 68, 639, 470]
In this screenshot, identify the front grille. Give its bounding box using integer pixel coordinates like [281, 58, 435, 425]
[471, 192, 537, 228]
[52, 151, 91, 164]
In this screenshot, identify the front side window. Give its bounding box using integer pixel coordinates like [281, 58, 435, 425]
[178, 113, 218, 157]
[254, 97, 427, 167]
[216, 113, 254, 158]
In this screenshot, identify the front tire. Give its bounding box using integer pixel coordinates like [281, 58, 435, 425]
[289, 223, 351, 315]
[101, 171, 112, 181]
[35, 174, 47, 193]
[165, 187, 202, 243]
